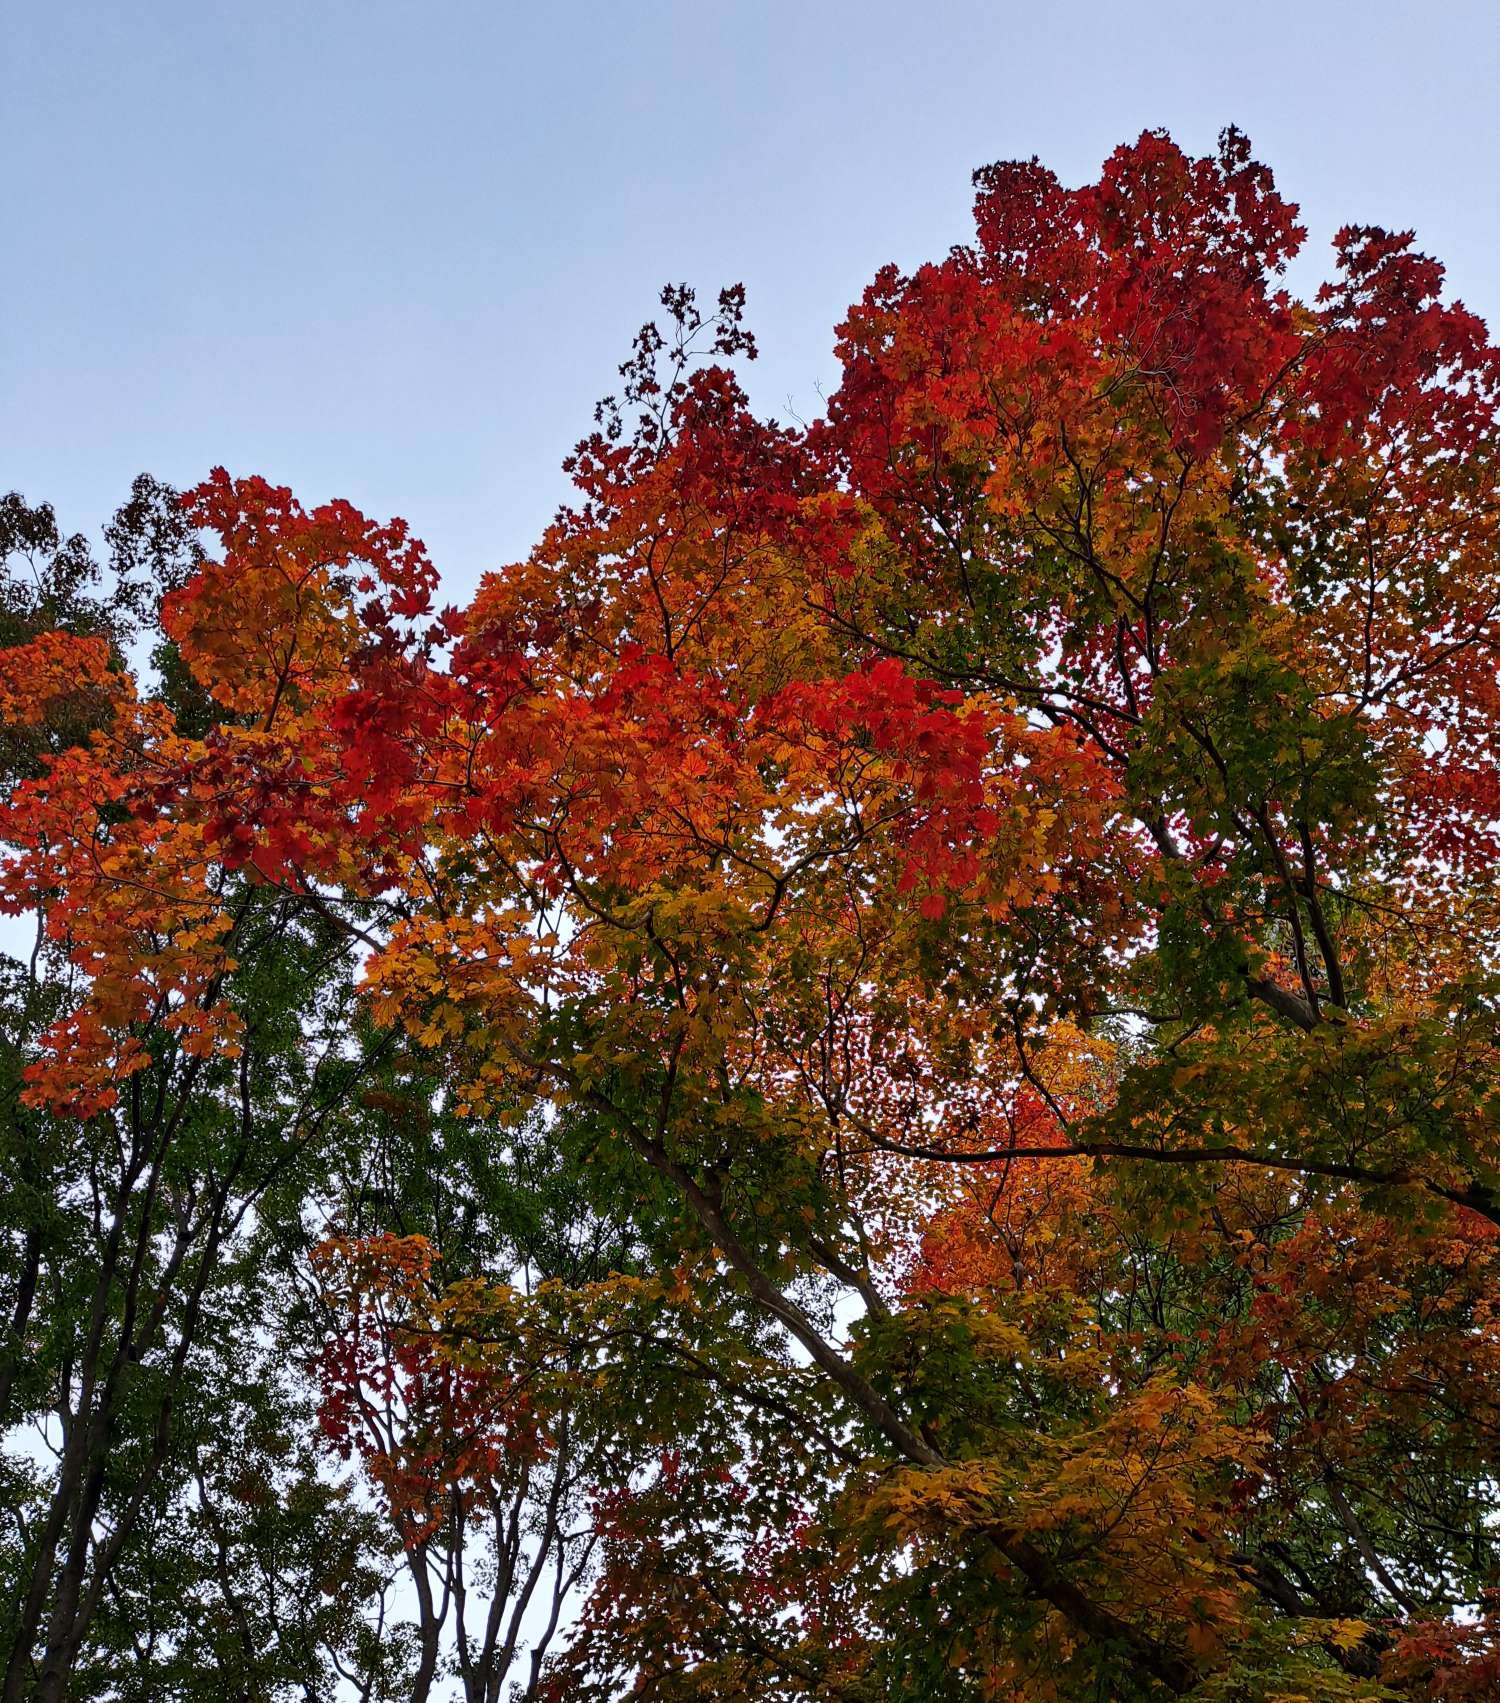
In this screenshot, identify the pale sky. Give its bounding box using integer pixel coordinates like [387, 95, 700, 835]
[6, 0, 1498, 602]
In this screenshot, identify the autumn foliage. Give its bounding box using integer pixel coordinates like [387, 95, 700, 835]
[7, 130, 1500, 1698]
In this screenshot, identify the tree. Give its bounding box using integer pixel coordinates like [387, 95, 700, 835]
[0, 481, 619, 1701]
[9, 128, 1500, 1697]
[0, 481, 416, 1701]
[309, 1105, 627, 1703]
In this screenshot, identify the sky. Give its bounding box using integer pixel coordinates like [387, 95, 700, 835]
[6, 0, 1499, 606]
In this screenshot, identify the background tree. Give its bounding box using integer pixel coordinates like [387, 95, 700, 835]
[306, 1098, 631, 1703]
[0, 482, 627, 1700]
[0, 484, 411, 1701]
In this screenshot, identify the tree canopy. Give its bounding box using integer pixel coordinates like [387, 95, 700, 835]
[5, 129, 1500, 1700]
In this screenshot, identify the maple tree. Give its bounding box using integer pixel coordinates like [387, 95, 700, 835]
[7, 128, 1500, 1698]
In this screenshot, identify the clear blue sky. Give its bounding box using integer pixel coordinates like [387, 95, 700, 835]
[6, 0, 1498, 603]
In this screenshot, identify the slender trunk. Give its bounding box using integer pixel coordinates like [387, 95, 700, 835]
[406, 1543, 444, 1703]
[5, 1151, 230, 1703]
[0, 1232, 124, 1703]
[0, 1226, 41, 1423]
